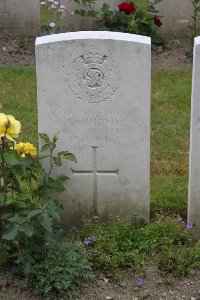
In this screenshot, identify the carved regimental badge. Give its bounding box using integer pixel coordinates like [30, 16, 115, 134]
[66, 48, 120, 103]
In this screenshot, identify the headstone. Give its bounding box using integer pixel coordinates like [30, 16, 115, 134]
[36, 31, 151, 229]
[156, 0, 193, 39]
[188, 37, 200, 231]
[61, 0, 118, 32]
[0, 0, 40, 35]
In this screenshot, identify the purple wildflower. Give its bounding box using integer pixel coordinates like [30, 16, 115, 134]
[186, 222, 193, 229]
[136, 278, 143, 287]
[90, 236, 98, 242]
[84, 237, 91, 246]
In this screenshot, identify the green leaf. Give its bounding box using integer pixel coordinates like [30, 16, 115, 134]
[2, 224, 20, 240]
[57, 175, 70, 182]
[40, 213, 53, 233]
[58, 151, 77, 162]
[26, 209, 41, 220]
[48, 180, 65, 192]
[40, 143, 50, 152]
[4, 150, 21, 166]
[53, 132, 58, 143]
[53, 156, 62, 166]
[16, 193, 31, 202]
[5, 196, 16, 205]
[39, 133, 50, 143]
[20, 223, 34, 237]
[0, 193, 5, 205]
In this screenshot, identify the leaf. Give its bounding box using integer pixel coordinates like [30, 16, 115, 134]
[4, 150, 21, 166]
[40, 143, 50, 152]
[2, 224, 20, 240]
[20, 223, 34, 237]
[53, 156, 62, 167]
[0, 193, 5, 205]
[57, 175, 70, 182]
[48, 180, 65, 192]
[20, 157, 33, 167]
[16, 193, 31, 202]
[39, 133, 50, 143]
[58, 151, 77, 162]
[26, 209, 41, 220]
[40, 213, 53, 233]
[53, 132, 58, 143]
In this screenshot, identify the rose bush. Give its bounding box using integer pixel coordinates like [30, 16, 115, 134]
[74, 0, 163, 44]
[0, 113, 76, 278]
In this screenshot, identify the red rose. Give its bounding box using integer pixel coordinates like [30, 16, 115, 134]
[118, 2, 136, 15]
[154, 16, 162, 27]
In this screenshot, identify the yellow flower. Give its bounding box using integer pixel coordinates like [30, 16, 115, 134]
[14, 142, 37, 157]
[0, 113, 21, 142]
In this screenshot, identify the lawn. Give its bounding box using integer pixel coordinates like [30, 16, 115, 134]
[0, 67, 192, 213]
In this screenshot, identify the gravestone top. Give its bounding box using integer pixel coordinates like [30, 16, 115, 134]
[36, 31, 151, 45]
[36, 31, 151, 229]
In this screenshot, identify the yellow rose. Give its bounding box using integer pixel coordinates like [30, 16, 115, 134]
[0, 113, 21, 142]
[14, 142, 37, 157]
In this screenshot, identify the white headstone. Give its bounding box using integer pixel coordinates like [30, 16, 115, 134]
[0, 0, 40, 35]
[188, 37, 200, 230]
[36, 31, 151, 229]
[61, 0, 118, 32]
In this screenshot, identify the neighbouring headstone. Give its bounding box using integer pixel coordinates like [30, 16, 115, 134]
[36, 31, 151, 229]
[0, 0, 40, 35]
[188, 37, 200, 231]
[61, 0, 118, 32]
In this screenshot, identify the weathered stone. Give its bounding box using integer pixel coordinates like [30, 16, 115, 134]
[0, 0, 40, 35]
[36, 31, 151, 229]
[188, 37, 200, 232]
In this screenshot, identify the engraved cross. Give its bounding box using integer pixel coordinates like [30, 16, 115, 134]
[71, 146, 119, 215]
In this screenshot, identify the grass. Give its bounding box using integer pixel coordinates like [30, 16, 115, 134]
[0, 67, 192, 213]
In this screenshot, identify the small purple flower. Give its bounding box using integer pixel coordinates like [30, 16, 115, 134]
[90, 236, 98, 242]
[186, 222, 193, 229]
[84, 237, 91, 246]
[136, 278, 143, 287]
[176, 217, 182, 222]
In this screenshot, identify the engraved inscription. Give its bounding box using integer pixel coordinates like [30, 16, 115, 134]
[66, 47, 120, 103]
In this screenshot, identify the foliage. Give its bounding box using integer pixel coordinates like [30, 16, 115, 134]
[73, 0, 163, 44]
[40, 0, 66, 35]
[72, 217, 193, 276]
[32, 240, 93, 298]
[189, 0, 200, 38]
[158, 241, 200, 277]
[0, 113, 77, 278]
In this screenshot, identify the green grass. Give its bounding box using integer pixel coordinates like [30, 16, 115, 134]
[0, 67, 192, 212]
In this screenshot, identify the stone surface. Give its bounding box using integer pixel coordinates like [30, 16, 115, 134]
[188, 36, 200, 232]
[156, 0, 193, 39]
[60, 0, 119, 32]
[0, 0, 40, 35]
[36, 31, 151, 229]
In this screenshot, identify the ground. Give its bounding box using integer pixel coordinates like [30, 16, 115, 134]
[0, 35, 197, 300]
[0, 35, 192, 70]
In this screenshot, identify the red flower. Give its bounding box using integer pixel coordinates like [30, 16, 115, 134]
[118, 2, 136, 15]
[154, 16, 162, 27]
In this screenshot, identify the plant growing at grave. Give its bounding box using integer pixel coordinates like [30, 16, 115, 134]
[71, 217, 199, 277]
[32, 240, 93, 298]
[189, 0, 200, 39]
[73, 0, 163, 44]
[40, 0, 66, 34]
[0, 112, 77, 277]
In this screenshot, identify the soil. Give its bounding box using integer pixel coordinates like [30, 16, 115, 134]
[0, 34, 192, 70]
[0, 35, 196, 300]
